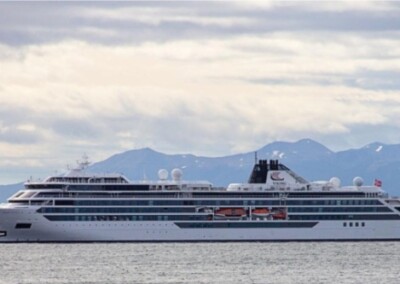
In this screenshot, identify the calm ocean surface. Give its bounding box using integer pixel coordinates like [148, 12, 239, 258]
[0, 242, 399, 284]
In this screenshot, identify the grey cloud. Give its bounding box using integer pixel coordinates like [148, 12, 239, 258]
[0, 127, 42, 144]
[93, 101, 247, 155]
[343, 70, 400, 91]
[248, 76, 340, 87]
[49, 118, 103, 139]
[246, 69, 400, 91]
[1, 2, 400, 46]
[0, 106, 30, 125]
[0, 105, 100, 142]
[0, 106, 47, 144]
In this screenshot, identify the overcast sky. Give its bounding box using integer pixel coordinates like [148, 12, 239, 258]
[1, 1, 400, 183]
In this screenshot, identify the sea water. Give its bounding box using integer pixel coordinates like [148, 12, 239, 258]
[0, 242, 399, 284]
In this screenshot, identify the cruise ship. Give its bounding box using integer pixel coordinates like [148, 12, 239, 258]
[1, 157, 400, 242]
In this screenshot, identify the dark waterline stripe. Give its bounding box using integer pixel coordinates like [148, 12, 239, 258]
[174, 222, 318, 228]
[4, 239, 400, 244]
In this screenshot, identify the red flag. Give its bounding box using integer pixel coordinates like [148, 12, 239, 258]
[374, 179, 382, 187]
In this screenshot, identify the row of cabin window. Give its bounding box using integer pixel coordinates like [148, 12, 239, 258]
[288, 207, 391, 213]
[43, 213, 400, 222]
[40, 207, 195, 213]
[45, 215, 210, 222]
[39, 206, 391, 214]
[54, 199, 382, 206]
[289, 214, 400, 220]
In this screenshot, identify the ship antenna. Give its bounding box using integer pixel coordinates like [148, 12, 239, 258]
[76, 153, 90, 170]
[255, 151, 258, 164]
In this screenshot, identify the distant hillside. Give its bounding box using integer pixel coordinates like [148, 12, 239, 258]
[89, 138, 400, 194]
[1, 138, 400, 202]
[0, 182, 23, 202]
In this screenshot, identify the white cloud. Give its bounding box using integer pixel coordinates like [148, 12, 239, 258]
[1, 35, 399, 161]
[79, 6, 256, 28]
[1, 2, 400, 183]
[235, 1, 399, 12]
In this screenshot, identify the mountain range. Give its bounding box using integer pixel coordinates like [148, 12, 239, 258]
[1, 138, 400, 202]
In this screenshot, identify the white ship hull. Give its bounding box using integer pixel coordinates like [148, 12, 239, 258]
[1, 208, 400, 242]
[2, 158, 399, 243]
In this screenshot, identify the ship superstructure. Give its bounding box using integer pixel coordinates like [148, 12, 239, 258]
[1, 158, 400, 242]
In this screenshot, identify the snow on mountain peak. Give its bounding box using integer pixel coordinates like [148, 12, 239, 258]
[271, 150, 285, 159]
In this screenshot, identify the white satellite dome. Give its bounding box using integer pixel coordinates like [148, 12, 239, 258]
[171, 168, 183, 181]
[353, 176, 364, 187]
[329, 177, 341, 188]
[158, 169, 168, 180]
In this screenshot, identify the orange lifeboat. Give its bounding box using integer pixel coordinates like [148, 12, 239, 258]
[251, 208, 270, 217]
[215, 208, 246, 218]
[272, 210, 287, 220]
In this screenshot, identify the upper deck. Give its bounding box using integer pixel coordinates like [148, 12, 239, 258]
[14, 158, 386, 200]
